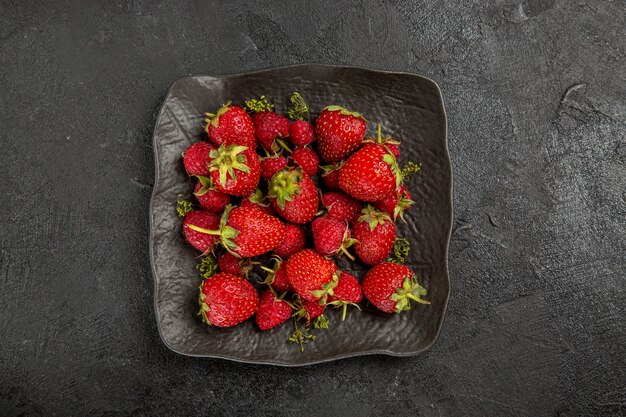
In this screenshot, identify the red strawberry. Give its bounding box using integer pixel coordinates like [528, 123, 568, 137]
[198, 272, 259, 327]
[193, 176, 230, 213]
[339, 143, 401, 202]
[361, 262, 430, 313]
[260, 258, 292, 292]
[315, 106, 366, 162]
[253, 111, 290, 152]
[240, 189, 276, 216]
[374, 185, 414, 222]
[321, 191, 361, 223]
[320, 163, 343, 191]
[187, 205, 285, 258]
[268, 168, 319, 224]
[256, 290, 293, 331]
[286, 249, 338, 302]
[205, 104, 256, 149]
[351, 205, 396, 265]
[293, 298, 329, 329]
[328, 271, 362, 320]
[289, 120, 315, 146]
[217, 252, 254, 276]
[311, 216, 356, 260]
[208, 144, 260, 197]
[182, 210, 221, 253]
[183, 142, 214, 177]
[273, 223, 306, 259]
[291, 147, 319, 177]
[362, 123, 401, 158]
[260, 154, 288, 180]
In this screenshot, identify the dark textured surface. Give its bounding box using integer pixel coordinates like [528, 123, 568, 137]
[1, 0, 624, 415]
[151, 66, 450, 364]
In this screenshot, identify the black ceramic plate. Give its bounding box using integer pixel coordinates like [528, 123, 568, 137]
[150, 64, 451, 366]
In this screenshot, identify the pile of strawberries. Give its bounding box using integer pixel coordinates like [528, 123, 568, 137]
[177, 93, 429, 350]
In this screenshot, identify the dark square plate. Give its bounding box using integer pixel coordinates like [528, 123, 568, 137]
[150, 64, 452, 366]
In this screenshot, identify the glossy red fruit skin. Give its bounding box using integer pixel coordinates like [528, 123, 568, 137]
[271, 261, 292, 292]
[183, 142, 214, 177]
[182, 210, 221, 252]
[375, 185, 412, 219]
[199, 273, 259, 327]
[209, 147, 260, 197]
[260, 155, 288, 180]
[329, 271, 362, 303]
[256, 290, 292, 331]
[311, 216, 348, 256]
[270, 171, 319, 225]
[286, 249, 338, 302]
[322, 192, 361, 223]
[351, 214, 396, 265]
[301, 299, 326, 320]
[217, 252, 243, 275]
[289, 120, 315, 146]
[362, 263, 413, 313]
[315, 108, 366, 163]
[273, 223, 306, 259]
[322, 169, 340, 190]
[194, 181, 230, 213]
[206, 106, 256, 149]
[339, 144, 397, 202]
[240, 194, 276, 216]
[227, 207, 286, 257]
[292, 147, 320, 177]
[253, 111, 290, 152]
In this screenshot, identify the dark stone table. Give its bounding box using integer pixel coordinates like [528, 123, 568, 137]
[1, 1, 624, 415]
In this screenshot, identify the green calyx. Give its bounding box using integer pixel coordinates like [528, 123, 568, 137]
[310, 271, 340, 304]
[197, 283, 212, 325]
[320, 161, 343, 176]
[288, 91, 309, 121]
[176, 195, 193, 217]
[245, 95, 274, 113]
[390, 274, 430, 313]
[193, 175, 214, 197]
[395, 195, 416, 223]
[323, 105, 366, 121]
[204, 101, 232, 128]
[248, 188, 270, 207]
[208, 144, 251, 188]
[358, 205, 392, 231]
[337, 227, 358, 261]
[187, 204, 241, 257]
[196, 254, 218, 278]
[382, 150, 403, 189]
[387, 237, 410, 264]
[259, 257, 282, 286]
[268, 169, 303, 210]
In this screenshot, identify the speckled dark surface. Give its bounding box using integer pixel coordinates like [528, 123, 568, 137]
[1, 1, 624, 416]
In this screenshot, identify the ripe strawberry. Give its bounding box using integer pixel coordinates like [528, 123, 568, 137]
[253, 111, 290, 152]
[339, 143, 401, 202]
[321, 191, 361, 223]
[256, 290, 293, 331]
[204, 104, 256, 149]
[311, 216, 356, 260]
[183, 141, 214, 177]
[273, 223, 306, 259]
[217, 252, 254, 276]
[198, 272, 259, 327]
[193, 176, 230, 213]
[374, 185, 414, 222]
[187, 205, 285, 258]
[293, 298, 329, 329]
[286, 249, 338, 302]
[351, 205, 396, 265]
[362, 123, 401, 158]
[208, 144, 260, 197]
[315, 106, 366, 162]
[361, 262, 430, 313]
[289, 120, 315, 146]
[240, 189, 275, 216]
[328, 271, 362, 320]
[260, 154, 288, 180]
[260, 258, 292, 292]
[182, 210, 221, 253]
[291, 147, 319, 177]
[268, 168, 319, 224]
[320, 163, 343, 191]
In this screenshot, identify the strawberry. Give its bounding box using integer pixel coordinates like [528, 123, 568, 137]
[193, 176, 230, 213]
[374, 185, 414, 222]
[217, 252, 254, 276]
[293, 297, 329, 329]
[311, 216, 356, 260]
[328, 271, 362, 320]
[339, 143, 401, 202]
[208, 144, 260, 197]
[253, 111, 290, 152]
[240, 189, 275, 216]
[198, 272, 259, 327]
[183, 141, 214, 177]
[268, 168, 319, 224]
[204, 104, 256, 149]
[182, 210, 221, 253]
[260, 154, 288, 180]
[362, 123, 401, 158]
[286, 249, 338, 302]
[291, 147, 319, 177]
[289, 120, 315, 146]
[315, 106, 366, 162]
[256, 289, 293, 331]
[361, 262, 430, 313]
[321, 191, 361, 223]
[187, 205, 285, 258]
[351, 205, 396, 265]
[273, 223, 306, 259]
[320, 163, 343, 191]
[260, 257, 292, 292]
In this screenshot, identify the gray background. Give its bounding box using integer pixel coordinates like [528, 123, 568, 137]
[1, 0, 624, 416]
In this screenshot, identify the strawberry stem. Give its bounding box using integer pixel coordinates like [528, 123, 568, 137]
[187, 224, 221, 235]
[339, 245, 355, 261]
[406, 293, 431, 305]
